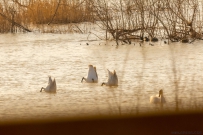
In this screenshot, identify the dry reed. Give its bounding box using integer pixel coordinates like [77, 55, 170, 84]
[0, 0, 94, 33]
[0, 0, 202, 42]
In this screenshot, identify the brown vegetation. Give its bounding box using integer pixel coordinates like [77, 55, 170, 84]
[0, 0, 203, 43]
[89, 0, 203, 44]
[0, 0, 94, 33]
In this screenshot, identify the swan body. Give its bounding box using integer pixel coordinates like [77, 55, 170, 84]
[150, 90, 165, 104]
[81, 65, 98, 83]
[101, 69, 118, 86]
[40, 76, 57, 92]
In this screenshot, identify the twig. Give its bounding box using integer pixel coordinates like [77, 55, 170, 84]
[74, 24, 83, 34]
[87, 32, 104, 40]
[48, 0, 61, 25]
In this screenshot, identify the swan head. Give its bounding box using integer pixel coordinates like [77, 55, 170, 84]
[159, 89, 163, 97]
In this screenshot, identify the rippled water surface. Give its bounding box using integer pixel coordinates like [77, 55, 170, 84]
[0, 33, 203, 121]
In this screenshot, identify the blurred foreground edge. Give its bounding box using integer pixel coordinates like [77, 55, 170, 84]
[0, 111, 203, 135]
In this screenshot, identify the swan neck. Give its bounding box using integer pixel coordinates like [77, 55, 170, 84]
[160, 95, 164, 103]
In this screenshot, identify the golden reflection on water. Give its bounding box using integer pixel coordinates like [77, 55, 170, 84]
[0, 33, 203, 121]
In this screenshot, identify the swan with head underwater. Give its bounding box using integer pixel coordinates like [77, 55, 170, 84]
[40, 76, 57, 92]
[150, 89, 166, 104]
[101, 69, 118, 86]
[81, 65, 98, 83]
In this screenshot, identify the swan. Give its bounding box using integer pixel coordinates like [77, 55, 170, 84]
[101, 69, 118, 86]
[40, 76, 57, 92]
[81, 65, 98, 83]
[150, 89, 166, 104]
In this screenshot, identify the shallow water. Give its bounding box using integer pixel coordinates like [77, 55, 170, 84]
[0, 32, 203, 121]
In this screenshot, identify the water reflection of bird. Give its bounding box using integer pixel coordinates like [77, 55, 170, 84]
[149, 43, 154, 46]
[101, 69, 118, 86]
[122, 40, 128, 44]
[40, 76, 57, 92]
[150, 89, 165, 104]
[81, 65, 98, 83]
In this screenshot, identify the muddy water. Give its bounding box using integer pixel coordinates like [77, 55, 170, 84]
[0, 33, 203, 121]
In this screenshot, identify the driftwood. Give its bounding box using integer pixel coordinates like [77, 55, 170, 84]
[0, 12, 31, 32]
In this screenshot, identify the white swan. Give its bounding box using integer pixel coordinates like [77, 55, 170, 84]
[40, 76, 57, 92]
[150, 89, 165, 104]
[81, 65, 98, 83]
[101, 69, 118, 86]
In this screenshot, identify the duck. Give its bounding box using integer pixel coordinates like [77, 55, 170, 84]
[81, 65, 98, 83]
[101, 69, 118, 86]
[40, 76, 57, 92]
[150, 89, 165, 104]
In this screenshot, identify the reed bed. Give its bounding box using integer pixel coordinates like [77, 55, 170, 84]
[0, 0, 94, 33]
[0, 0, 202, 38]
[0, 0, 203, 40]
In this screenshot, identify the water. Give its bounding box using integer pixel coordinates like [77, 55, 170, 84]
[0, 32, 203, 121]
